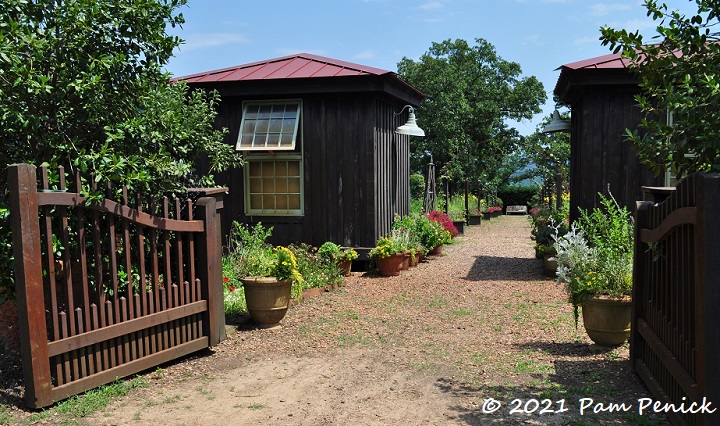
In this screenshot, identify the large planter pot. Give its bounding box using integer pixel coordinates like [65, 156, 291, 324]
[467, 215, 482, 226]
[240, 277, 292, 328]
[482, 212, 491, 221]
[401, 251, 411, 270]
[543, 254, 557, 277]
[429, 245, 443, 256]
[337, 259, 352, 277]
[452, 220, 466, 235]
[376, 253, 404, 277]
[409, 251, 420, 267]
[581, 295, 632, 346]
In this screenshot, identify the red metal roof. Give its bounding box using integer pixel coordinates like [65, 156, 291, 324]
[559, 52, 630, 70]
[173, 53, 394, 83]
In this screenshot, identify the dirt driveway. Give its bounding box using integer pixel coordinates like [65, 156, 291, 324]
[7, 216, 667, 425]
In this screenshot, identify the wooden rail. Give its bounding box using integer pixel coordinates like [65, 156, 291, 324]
[8, 164, 225, 408]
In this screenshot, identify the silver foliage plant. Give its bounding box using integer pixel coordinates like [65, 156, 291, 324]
[552, 223, 596, 291]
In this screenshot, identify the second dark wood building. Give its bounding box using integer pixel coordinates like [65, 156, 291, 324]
[553, 52, 665, 220]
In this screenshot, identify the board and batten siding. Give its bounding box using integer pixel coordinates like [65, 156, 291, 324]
[569, 85, 663, 221]
[204, 93, 411, 251]
[374, 99, 411, 241]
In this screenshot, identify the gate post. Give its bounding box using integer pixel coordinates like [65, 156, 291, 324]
[8, 164, 52, 408]
[196, 196, 225, 345]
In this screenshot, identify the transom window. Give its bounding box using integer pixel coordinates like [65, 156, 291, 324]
[236, 101, 300, 151]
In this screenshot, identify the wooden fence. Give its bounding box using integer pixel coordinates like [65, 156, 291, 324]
[633, 174, 720, 426]
[8, 164, 225, 408]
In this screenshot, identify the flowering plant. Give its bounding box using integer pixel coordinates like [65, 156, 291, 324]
[318, 242, 358, 262]
[488, 206, 503, 213]
[426, 210, 459, 238]
[230, 222, 303, 286]
[553, 193, 633, 324]
[369, 236, 403, 259]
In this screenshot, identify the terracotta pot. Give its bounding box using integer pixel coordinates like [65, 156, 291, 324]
[337, 259, 352, 277]
[240, 277, 292, 328]
[581, 295, 632, 346]
[376, 253, 404, 277]
[401, 251, 411, 270]
[429, 245, 443, 256]
[409, 252, 420, 267]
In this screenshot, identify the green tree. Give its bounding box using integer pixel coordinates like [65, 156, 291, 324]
[0, 0, 242, 305]
[515, 112, 571, 206]
[396, 38, 546, 194]
[600, 0, 720, 178]
[0, 0, 241, 195]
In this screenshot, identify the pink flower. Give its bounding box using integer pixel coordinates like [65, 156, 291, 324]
[228, 285, 236, 291]
[223, 277, 230, 283]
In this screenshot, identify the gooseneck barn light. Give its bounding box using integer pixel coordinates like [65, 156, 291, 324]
[394, 105, 426, 137]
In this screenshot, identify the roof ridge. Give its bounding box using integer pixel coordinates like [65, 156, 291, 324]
[172, 53, 393, 82]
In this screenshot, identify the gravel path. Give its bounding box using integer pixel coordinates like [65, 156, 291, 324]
[4, 216, 667, 425]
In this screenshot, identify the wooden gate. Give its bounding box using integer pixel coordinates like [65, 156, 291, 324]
[633, 174, 720, 426]
[8, 164, 225, 408]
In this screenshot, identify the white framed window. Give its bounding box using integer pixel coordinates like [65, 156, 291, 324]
[239, 100, 304, 216]
[236, 101, 300, 151]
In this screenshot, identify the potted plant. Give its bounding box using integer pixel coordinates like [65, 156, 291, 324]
[488, 205, 503, 218]
[369, 236, 405, 277]
[467, 209, 483, 226]
[553, 193, 633, 346]
[416, 214, 450, 256]
[233, 222, 304, 328]
[449, 211, 466, 235]
[318, 241, 357, 277]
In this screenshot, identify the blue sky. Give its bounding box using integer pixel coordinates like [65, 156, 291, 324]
[165, 0, 697, 137]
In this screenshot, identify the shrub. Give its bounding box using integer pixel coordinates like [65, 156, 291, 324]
[553, 192, 633, 324]
[409, 173, 426, 200]
[426, 210, 459, 238]
[289, 243, 343, 293]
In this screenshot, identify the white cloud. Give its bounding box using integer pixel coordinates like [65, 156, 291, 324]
[573, 36, 601, 46]
[521, 34, 545, 46]
[591, 3, 632, 16]
[177, 33, 249, 52]
[419, 1, 444, 10]
[353, 49, 377, 60]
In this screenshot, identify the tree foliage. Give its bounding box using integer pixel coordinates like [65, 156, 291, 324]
[600, 0, 720, 177]
[515, 111, 571, 202]
[0, 0, 241, 196]
[396, 38, 546, 192]
[0, 0, 242, 305]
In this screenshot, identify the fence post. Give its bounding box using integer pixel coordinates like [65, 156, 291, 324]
[696, 174, 720, 415]
[196, 196, 225, 345]
[631, 201, 652, 371]
[8, 164, 52, 408]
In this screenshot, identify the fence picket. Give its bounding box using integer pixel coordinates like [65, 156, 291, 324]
[8, 164, 224, 408]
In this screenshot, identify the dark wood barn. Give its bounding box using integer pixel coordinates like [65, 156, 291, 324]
[175, 53, 425, 254]
[553, 52, 664, 220]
